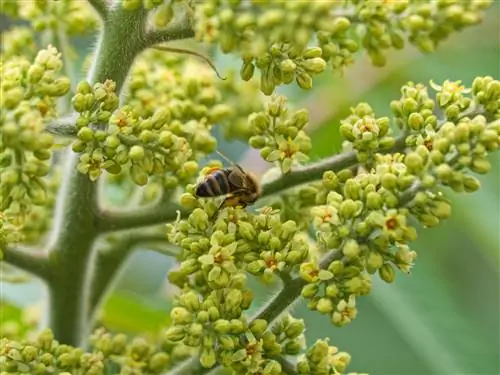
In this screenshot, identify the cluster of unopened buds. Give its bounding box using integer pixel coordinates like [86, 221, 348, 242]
[248, 95, 312, 174]
[193, 0, 493, 94]
[0, 45, 69, 239]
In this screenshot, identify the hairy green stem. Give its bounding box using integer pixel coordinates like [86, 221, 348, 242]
[99, 136, 408, 232]
[143, 21, 195, 45]
[2, 245, 50, 280]
[47, 6, 147, 347]
[45, 5, 198, 346]
[87, 0, 108, 19]
[47, 155, 99, 346]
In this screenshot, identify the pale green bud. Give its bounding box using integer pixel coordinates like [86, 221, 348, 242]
[301, 284, 319, 298]
[325, 283, 339, 298]
[316, 298, 334, 314]
[463, 175, 481, 192]
[296, 71, 312, 90]
[343, 239, 360, 259]
[200, 347, 216, 368]
[379, 263, 395, 283]
[366, 251, 384, 274]
[213, 319, 231, 334]
[250, 319, 268, 336]
[164, 326, 185, 342]
[303, 57, 326, 74]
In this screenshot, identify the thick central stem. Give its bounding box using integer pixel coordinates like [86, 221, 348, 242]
[47, 6, 147, 347]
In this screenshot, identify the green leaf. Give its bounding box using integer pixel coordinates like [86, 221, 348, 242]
[98, 291, 172, 334]
[369, 256, 495, 375]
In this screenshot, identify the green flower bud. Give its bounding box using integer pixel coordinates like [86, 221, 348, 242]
[164, 326, 185, 341]
[280, 59, 297, 73]
[285, 319, 305, 339]
[171, 306, 192, 325]
[229, 319, 246, 333]
[213, 319, 231, 334]
[301, 283, 319, 298]
[77, 127, 94, 142]
[331, 17, 351, 34]
[471, 157, 491, 174]
[200, 347, 216, 368]
[263, 359, 282, 375]
[366, 251, 384, 274]
[76, 81, 92, 94]
[297, 360, 313, 375]
[303, 47, 323, 59]
[343, 239, 360, 259]
[249, 135, 266, 148]
[339, 199, 359, 219]
[72, 93, 90, 112]
[238, 221, 256, 240]
[27, 64, 44, 83]
[381, 173, 397, 189]
[379, 263, 395, 283]
[131, 165, 148, 186]
[408, 112, 424, 130]
[303, 57, 326, 74]
[296, 71, 312, 90]
[463, 175, 481, 192]
[325, 283, 339, 298]
[316, 298, 334, 314]
[241, 61, 255, 81]
[250, 319, 268, 336]
[405, 152, 424, 173]
[149, 352, 169, 372]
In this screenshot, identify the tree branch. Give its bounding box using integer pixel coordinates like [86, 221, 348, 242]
[2, 245, 50, 281]
[46, 6, 149, 347]
[96, 192, 190, 233]
[97, 136, 408, 232]
[142, 21, 195, 48]
[87, 0, 108, 20]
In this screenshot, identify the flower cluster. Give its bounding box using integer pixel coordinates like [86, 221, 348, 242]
[192, 0, 493, 94]
[0, 45, 70, 241]
[71, 50, 231, 188]
[167, 201, 310, 287]
[0, 326, 193, 375]
[299, 77, 500, 323]
[297, 338, 354, 375]
[340, 102, 396, 165]
[248, 95, 312, 174]
[0, 0, 99, 35]
[0, 26, 37, 60]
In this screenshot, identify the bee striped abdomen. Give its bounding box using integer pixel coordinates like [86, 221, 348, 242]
[195, 169, 232, 197]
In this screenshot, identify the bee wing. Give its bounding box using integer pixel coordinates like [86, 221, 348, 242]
[227, 168, 247, 189]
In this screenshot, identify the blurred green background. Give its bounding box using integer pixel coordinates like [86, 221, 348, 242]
[1, 3, 499, 375]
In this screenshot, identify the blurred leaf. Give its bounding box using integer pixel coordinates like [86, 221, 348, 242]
[0, 299, 23, 323]
[98, 291, 172, 334]
[370, 266, 486, 375]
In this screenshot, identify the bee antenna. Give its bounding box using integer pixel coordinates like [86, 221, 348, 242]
[215, 150, 237, 166]
[151, 45, 227, 80]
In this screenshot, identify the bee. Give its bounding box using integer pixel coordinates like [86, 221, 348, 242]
[195, 150, 262, 212]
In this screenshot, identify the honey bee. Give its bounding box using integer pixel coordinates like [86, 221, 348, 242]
[195, 151, 262, 212]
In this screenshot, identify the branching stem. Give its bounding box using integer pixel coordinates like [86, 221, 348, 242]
[2, 245, 50, 281]
[45, 6, 195, 347]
